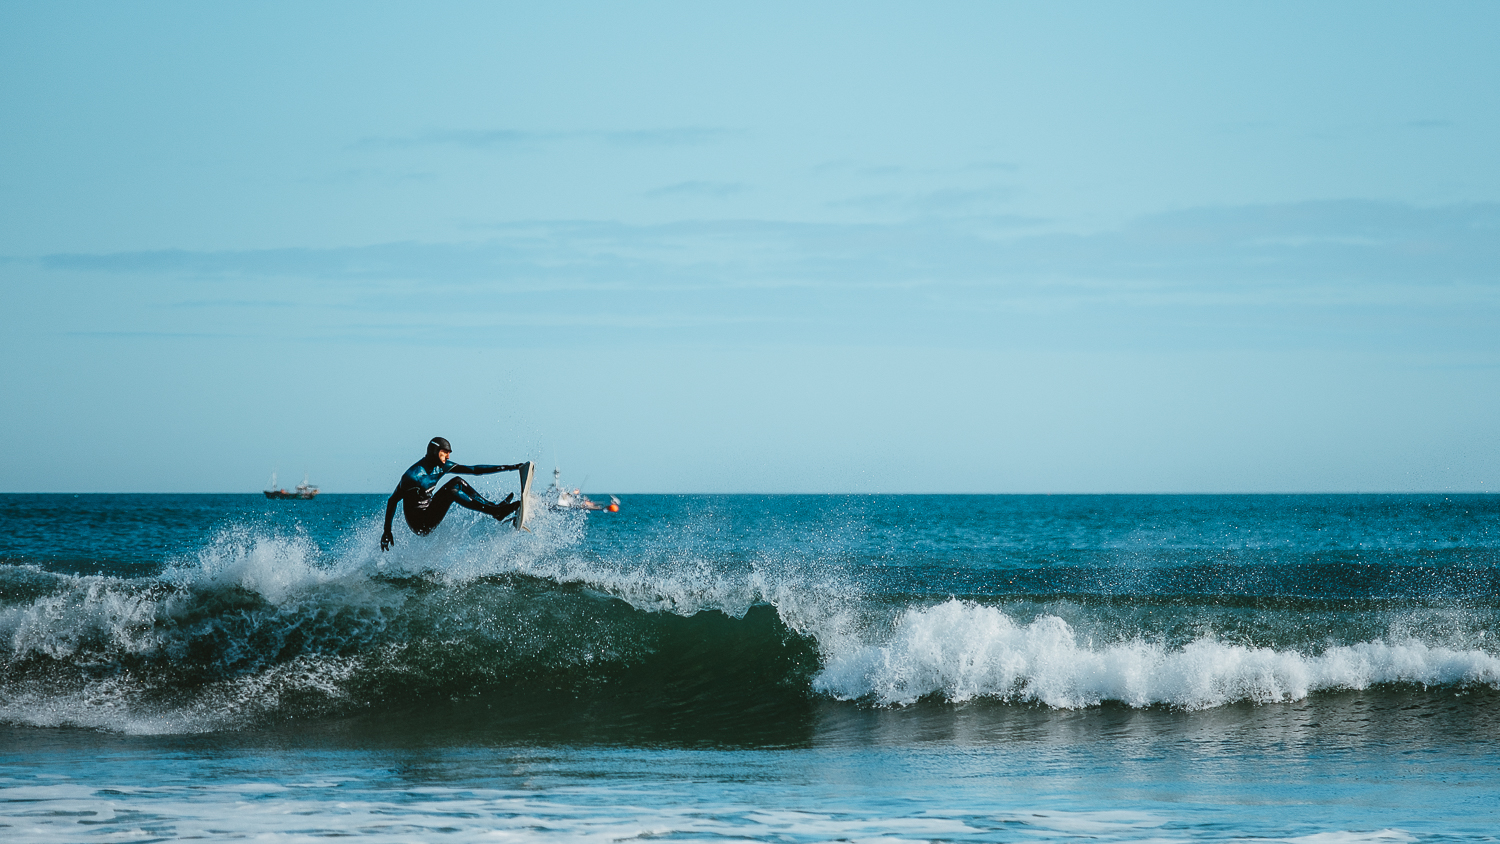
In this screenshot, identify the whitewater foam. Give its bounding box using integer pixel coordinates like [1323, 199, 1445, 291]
[2, 571, 164, 663]
[813, 599, 1500, 708]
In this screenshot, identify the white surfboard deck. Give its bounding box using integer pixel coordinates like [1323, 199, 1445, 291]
[513, 461, 535, 531]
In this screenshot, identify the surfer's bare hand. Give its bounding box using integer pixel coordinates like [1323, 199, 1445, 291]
[380, 531, 394, 552]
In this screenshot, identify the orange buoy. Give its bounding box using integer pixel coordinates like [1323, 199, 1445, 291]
[607, 503, 619, 512]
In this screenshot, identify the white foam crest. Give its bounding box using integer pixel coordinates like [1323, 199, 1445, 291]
[813, 599, 1500, 709]
[378, 504, 870, 642]
[518, 549, 758, 614]
[1, 574, 165, 663]
[162, 524, 338, 603]
[3, 565, 397, 675]
[517, 548, 872, 656]
[1, 525, 402, 734]
[361, 504, 597, 592]
[500, 509, 748, 613]
[0, 653, 362, 735]
[418, 505, 592, 581]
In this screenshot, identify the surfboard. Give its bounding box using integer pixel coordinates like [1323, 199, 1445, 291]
[513, 461, 535, 531]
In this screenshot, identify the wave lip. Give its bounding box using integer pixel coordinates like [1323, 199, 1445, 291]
[813, 599, 1500, 709]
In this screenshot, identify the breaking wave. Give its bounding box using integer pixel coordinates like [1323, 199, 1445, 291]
[814, 598, 1500, 708]
[3, 505, 1500, 734]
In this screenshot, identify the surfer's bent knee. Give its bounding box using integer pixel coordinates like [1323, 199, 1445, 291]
[443, 478, 476, 496]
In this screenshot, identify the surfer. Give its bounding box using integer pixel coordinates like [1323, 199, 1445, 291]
[380, 437, 524, 551]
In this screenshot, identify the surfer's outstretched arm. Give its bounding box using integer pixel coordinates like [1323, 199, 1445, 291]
[449, 463, 523, 476]
[380, 486, 402, 551]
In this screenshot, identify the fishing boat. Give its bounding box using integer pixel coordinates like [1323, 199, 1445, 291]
[264, 472, 320, 500]
[545, 468, 618, 512]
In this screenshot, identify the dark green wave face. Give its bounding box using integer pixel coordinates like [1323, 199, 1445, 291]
[1, 493, 1498, 738]
[0, 564, 825, 741]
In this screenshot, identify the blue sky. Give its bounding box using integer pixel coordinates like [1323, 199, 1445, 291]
[2, 1, 1497, 492]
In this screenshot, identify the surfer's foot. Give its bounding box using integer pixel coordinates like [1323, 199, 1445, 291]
[500, 493, 514, 504]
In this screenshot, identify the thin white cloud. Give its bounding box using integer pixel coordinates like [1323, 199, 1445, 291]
[23, 199, 1500, 302]
[352, 127, 738, 151]
[3, 200, 1494, 371]
[644, 181, 747, 199]
[829, 186, 1019, 214]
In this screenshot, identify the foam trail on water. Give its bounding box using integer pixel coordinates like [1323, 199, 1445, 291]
[813, 599, 1500, 709]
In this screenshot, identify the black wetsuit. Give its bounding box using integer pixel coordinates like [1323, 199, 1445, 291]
[381, 457, 521, 548]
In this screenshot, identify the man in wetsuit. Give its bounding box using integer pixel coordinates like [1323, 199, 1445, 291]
[380, 437, 525, 551]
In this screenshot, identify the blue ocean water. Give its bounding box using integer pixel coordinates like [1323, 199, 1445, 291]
[2, 492, 1499, 842]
